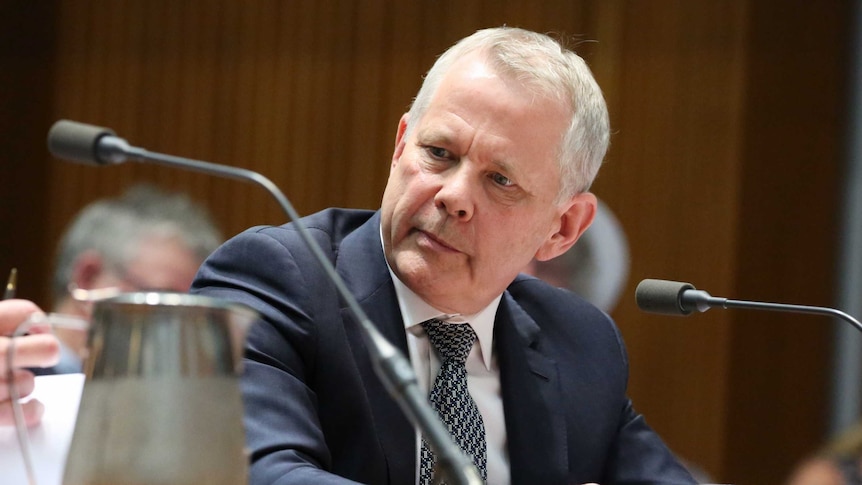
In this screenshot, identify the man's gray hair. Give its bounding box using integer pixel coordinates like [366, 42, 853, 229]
[406, 26, 610, 200]
[52, 184, 223, 303]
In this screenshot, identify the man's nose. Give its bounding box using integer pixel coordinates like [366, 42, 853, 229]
[434, 165, 475, 221]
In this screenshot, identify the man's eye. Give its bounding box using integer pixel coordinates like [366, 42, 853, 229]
[426, 146, 451, 159]
[491, 173, 513, 187]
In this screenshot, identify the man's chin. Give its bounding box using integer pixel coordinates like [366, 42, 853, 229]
[391, 254, 434, 286]
[391, 251, 445, 284]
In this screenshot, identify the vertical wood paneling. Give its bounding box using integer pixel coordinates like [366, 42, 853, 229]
[0, 1, 842, 483]
[235, 2, 266, 223]
[599, 3, 751, 476]
[346, 0, 389, 207]
[212, 0, 247, 234]
[0, 2, 57, 303]
[724, 1, 849, 482]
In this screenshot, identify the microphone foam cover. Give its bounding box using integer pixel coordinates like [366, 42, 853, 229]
[635, 279, 696, 315]
[47, 120, 115, 165]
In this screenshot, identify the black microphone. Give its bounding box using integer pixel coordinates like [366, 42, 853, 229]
[47, 119, 483, 485]
[635, 278, 862, 333]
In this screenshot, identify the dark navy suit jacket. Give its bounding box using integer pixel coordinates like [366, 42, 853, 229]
[192, 208, 695, 485]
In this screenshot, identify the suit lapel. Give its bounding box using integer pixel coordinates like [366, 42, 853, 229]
[336, 212, 416, 484]
[333, 211, 568, 483]
[496, 293, 568, 483]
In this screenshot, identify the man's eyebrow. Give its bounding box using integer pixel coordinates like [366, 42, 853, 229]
[416, 128, 455, 146]
[486, 148, 527, 173]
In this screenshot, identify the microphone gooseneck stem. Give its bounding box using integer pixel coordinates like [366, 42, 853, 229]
[677, 284, 862, 333]
[720, 298, 862, 333]
[107, 139, 482, 485]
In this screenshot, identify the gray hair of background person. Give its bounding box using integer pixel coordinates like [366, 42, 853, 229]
[51, 184, 223, 303]
[405, 26, 610, 200]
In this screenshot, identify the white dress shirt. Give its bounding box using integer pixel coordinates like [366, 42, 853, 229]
[382, 243, 510, 485]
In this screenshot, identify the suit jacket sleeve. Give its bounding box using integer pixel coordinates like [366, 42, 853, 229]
[192, 226, 365, 485]
[601, 308, 697, 484]
[606, 399, 698, 484]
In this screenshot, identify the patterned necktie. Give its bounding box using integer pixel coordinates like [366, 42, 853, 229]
[420, 319, 487, 484]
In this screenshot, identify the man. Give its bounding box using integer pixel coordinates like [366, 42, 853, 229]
[47, 184, 223, 373]
[193, 27, 696, 484]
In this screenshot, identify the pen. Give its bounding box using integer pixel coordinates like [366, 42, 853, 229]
[4, 267, 17, 300]
[3, 267, 36, 484]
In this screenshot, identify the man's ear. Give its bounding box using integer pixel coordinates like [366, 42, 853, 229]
[535, 192, 597, 261]
[391, 113, 409, 167]
[70, 250, 107, 290]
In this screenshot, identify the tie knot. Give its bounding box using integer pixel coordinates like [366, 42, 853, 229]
[421, 319, 476, 364]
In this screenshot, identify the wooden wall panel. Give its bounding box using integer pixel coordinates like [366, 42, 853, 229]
[597, 2, 750, 478]
[724, 1, 850, 483]
[0, 1, 850, 483]
[0, 2, 57, 304]
[41, 0, 611, 275]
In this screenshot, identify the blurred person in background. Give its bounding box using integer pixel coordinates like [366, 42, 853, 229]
[522, 198, 629, 313]
[44, 184, 223, 374]
[786, 421, 862, 485]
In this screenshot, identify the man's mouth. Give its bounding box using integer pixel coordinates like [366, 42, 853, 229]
[416, 229, 459, 253]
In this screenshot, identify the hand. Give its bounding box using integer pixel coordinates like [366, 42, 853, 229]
[0, 299, 60, 426]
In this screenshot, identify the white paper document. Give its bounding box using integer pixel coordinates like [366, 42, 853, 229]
[0, 373, 85, 485]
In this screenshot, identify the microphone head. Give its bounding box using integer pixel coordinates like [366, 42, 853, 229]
[635, 278, 696, 316]
[47, 120, 116, 165]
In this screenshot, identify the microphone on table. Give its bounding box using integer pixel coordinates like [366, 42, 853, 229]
[635, 278, 862, 333]
[47, 119, 483, 485]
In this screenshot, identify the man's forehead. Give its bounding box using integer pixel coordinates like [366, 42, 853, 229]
[453, 52, 498, 81]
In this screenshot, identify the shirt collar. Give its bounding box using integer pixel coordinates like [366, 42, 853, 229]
[380, 227, 500, 370]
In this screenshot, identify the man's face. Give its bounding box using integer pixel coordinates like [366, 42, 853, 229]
[119, 235, 202, 292]
[93, 235, 202, 295]
[381, 52, 594, 314]
[61, 235, 203, 354]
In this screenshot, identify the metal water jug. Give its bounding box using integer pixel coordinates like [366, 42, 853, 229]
[62, 292, 257, 485]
